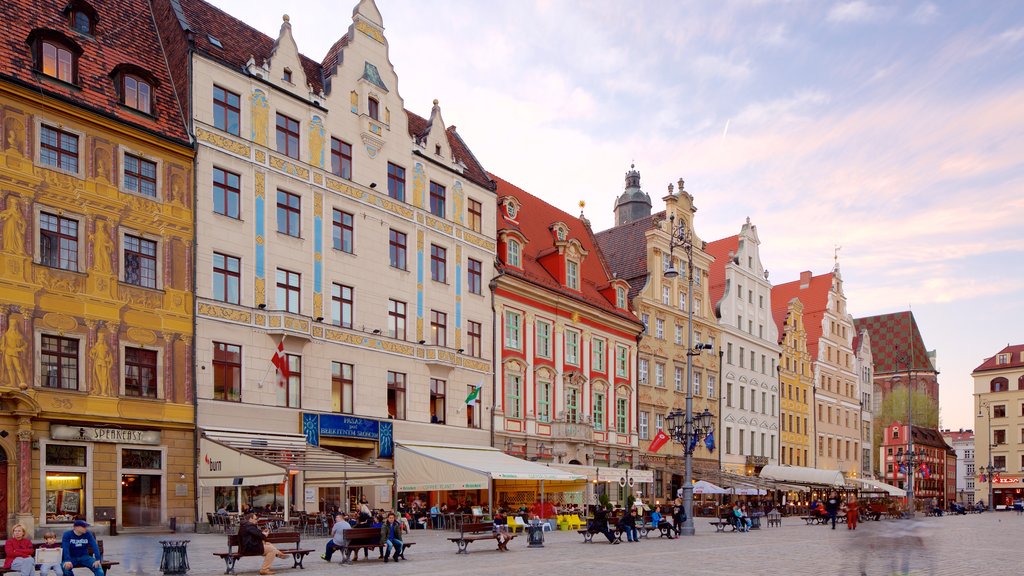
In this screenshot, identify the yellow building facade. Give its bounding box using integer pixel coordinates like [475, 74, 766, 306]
[776, 298, 813, 468]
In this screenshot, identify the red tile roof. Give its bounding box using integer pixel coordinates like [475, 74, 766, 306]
[593, 212, 660, 301]
[771, 271, 834, 360]
[940, 429, 974, 443]
[171, 0, 493, 190]
[491, 174, 641, 327]
[853, 312, 935, 375]
[972, 343, 1024, 373]
[706, 235, 739, 319]
[0, 0, 190, 144]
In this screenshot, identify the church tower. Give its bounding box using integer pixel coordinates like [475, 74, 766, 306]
[613, 164, 652, 225]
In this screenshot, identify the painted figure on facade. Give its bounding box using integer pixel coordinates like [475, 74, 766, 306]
[1, 319, 28, 387]
[0, 196, 25, 253]
[6, 119, 24, 155]
[251, 90, 269, 146]
[93, 219, 113, 274]
[90, 333, 113, 396]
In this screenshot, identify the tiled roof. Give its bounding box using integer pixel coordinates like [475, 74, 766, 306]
[853, 312, 935, 374]
[770, 298, 791, 344]
[771, 272, 834, 360]
[0, 0, 190, 144]
[174, 0, 494, 190]
[706, 235, 739, 319]
[883, 423, 953, 451]
[593, 212, 660, 301]
[972, 343, 1024, 373]
[491, 174, 641, 327]
[940, 429, 974, 442]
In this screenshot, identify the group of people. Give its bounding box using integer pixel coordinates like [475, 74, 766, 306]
[808, 494, 859, 530]
[3, 520, 105, 576]
[585, 500, 688, 543]
[320, 510, 405, 565]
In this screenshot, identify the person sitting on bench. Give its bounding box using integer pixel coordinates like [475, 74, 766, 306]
[380, 512, 404, 562]
[590, 507, 620, 544]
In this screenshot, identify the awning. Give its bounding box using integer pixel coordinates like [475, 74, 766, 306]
[692, 480, 727, 495]
[759, 465, 846, 488]
[546, 464, 654, 484]
[396, 442, 585, 492]
[199, 428, 394, 488]
[849, 477, 906, 497]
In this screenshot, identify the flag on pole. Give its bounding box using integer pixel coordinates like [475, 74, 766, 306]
[898, 463, 907, 474]
[648, 429, 670, 453]
[465, 383, 481, 405]
[271, 340, 289, 387]
[704, 430, 716, 453]
[688, 432, 698, 453]
[919, 463, 931, 479]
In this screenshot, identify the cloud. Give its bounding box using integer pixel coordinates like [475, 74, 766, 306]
[826, 1, 884, 23]
[909, 2, 940, 24]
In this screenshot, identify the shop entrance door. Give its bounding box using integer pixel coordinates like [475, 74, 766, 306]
[0, 447, 8, 538]
[121, 474, 162, 527]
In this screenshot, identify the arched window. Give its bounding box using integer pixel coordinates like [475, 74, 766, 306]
[110, 64, 158, 116]
[990, 377, 1009, 393]
[71, 11, 93, 34]
[506, 239, 521, 268]
[64, 1, 98, 35]
[28, 30, 82, 84]
[1019, 375, 1024, 391]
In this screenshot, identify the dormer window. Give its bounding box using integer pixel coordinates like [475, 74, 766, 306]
[507, 239, 521, 268]
[64, 0, 98, 35]
[566, 260, 579, 290]
[123, 75, 152, 114]
[616, 286, 626, 308]
[283, 68, 292, 83]
[30, 31, 82, 84]
[71, 11, 93, 34]
[368, 97, 379, 120]
[435, 144, 442, 156]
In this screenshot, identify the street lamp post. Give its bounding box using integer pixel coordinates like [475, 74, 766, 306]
[892, 348, 919, 517]
[663, 212, 715, 536]
[978, 402, 1000, 511]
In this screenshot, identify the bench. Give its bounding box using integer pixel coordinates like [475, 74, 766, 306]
[708, 519, 735, 533]
[448, 522, 515, 554]
[1, 540, 119, 575]
[639, 521, 674, 538]
[212, 532, 314, 574]
[341, 527, 415, 562]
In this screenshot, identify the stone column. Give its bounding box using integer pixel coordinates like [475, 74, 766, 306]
[162, 333, 176, 402]
[16, 418, 34, 534]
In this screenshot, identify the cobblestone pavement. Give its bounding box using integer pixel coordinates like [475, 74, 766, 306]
[93, 512, 1020, 576]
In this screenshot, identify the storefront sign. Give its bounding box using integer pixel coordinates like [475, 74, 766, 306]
[301, 413, 394, 458]
[993, 476, 1020, 484]
[50, 425, 161, 445]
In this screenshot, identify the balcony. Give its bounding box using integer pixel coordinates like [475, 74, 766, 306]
[263, 310, 312, 340]
[551, 417, 594, 442]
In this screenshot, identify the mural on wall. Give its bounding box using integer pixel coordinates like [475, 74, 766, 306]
[251, 89, 269, 146]
[309, 116, 325, 168]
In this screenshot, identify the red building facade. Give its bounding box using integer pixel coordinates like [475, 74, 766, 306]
[880, 421, 956, 508]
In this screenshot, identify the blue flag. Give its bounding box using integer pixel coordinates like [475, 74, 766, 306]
[688, 433, 698, 453]
[898, 463, 907, 474]
[705, 431, 715, 453]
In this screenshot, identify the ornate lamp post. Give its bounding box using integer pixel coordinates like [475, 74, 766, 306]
[978, 401, 1001, 511]
[663, 212, 715, 536]
[891, 347, 918, 517]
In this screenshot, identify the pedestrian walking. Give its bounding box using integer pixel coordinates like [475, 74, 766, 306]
[846, 498, 859, 530]
[825, 493, 840, 530]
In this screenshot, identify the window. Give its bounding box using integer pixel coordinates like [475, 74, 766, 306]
[505, 373, 522, 419]
[639, 411, 649, 440]
[616, 345, 628, 378]
[39, 125, 78, 172]
[282, 68, 292, 83]
[468, 199, 482, 232]
[275, 268, 300, 313]
[39, 40, 75, 83]
[387, 163, 405, 201]
[565, 387, 580, 422]
[212, 252, 240, 304]
[536, 380, 551, 423]
[123, 235, 157, 288]
[275, 113, 299, 159]
[124, 347, 157, 398]
[40, 335, 78, 389]
[593, 392, 605, 431]
[592, 338, 606, 372]
[641, 314, 649, 332]
[332, 362, 353, 414]
[535, 320, 552, 359]
[565, 329, 580, 366]
[430, 244, 447, 283]
[388, 229, 407, 269]
[993, 429, 1006, 444]
[506, 239, 521, 267]
[330, 138, 352, 179]
[655, 363, 665, 387]
[655, 318, 664, 339]
[994, 405, 1006, 418]
[639, 359, 648, 384]
[675, 325, 683, 345]
[662, 285, 670, 305]
[694, 371, 702, 396]
[213, 168, 240, 218]
[212, 342, 241, 402]
[430, 310, 447, 346]
[39, 212, 78, 271]
[430, 379, 446, 424]
[429, 181, 446, 217]
[467, 320, 482, 358]
[616, 396, 628, 434]
[708, 375, 715, 398]
[276, 190, 301, 237]
[504, 310, 521, 349]
[388, 299, 406, 340]
[279, 354, 300, 407]
[991, 378, 1009, 392]
[566, 260, 579, 290]
[993, 455, 1006, 469]
[468, 258, 482, 295]
[386, 371, 405, 419]
[71, 10, 93, 34]
[616, 287, 626, 309]
[740, 386, 746, 409]
[332, 209, 353, 253]
[122, 75, 152, 114]
[330, 283, 353, 328]
[213, 86, 240, 135]
[726, 427, 732, 454]
[727, 382, 733, 407]
[123, 154, 157, 197]
[675, 367, 683, 392]
[368, 97, 379, 121]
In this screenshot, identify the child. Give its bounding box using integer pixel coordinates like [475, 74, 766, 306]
[37, 531, 64, 576]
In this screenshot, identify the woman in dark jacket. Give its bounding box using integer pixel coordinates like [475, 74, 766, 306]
[238, 513, 285, 575]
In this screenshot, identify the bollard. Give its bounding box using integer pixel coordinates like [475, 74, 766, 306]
[527, 521, 545, 548]
[159, 540, 190, 575]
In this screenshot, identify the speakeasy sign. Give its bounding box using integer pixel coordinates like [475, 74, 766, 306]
[50, 424, 161, 445]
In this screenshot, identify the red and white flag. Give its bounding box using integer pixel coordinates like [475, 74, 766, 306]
[271, 340, 289, 387]
[648, 429, 670, 453]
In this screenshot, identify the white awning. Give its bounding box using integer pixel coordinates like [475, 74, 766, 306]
[692, 480, 728, 495]
[396, 442, 585, 492]
[198, 437, 287, 487]
[850, 477, 906, 497]
[759, 465, 846, 487]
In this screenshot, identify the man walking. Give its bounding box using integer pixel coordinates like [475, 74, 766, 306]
[322, 513, 351, 565]
[61, 520, 104, 576]
[380, 512, 404, 562]
[825, 493, 840, 530]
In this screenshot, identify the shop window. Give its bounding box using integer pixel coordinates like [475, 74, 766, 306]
[44, 443, 87, 524]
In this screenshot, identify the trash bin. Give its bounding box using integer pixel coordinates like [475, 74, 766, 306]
[159, 540, 190, 575]
[526, 521, 545, 548]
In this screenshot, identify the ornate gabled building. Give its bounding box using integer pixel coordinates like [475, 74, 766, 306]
[772, 267, 860, 476]
[854, 329, 875, 478]
[707, 219, 781, 477]
[772, 297, 814, 468]
[0, 0, 194, 535]
[152, 0, 496, 515]
[596, 171, 721, 500]
[490, 175, 642, 505]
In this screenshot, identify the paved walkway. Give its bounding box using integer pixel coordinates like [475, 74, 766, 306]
[92, 512, 1020, 576]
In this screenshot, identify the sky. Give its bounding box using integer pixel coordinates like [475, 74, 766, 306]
[207, 0, 1024, 431]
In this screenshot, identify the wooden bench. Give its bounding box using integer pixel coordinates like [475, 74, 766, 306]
[638, 521, 673, 538]
[448, 522, 515, 554]
[212, 532, 314, 574]
[708, 519, 735, 533]
[0, 540, 119, 575]
[341, 527, 415, 562]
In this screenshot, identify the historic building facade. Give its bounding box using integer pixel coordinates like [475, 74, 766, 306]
[941, 428, 975, 505]
[153, 0, 496, 515]
[855, 329, 875, 478]
[879, 422, 955, 508]
[596, 172, 721, 499]
[773, 268, 860, 475]
[491, 176, 642, 505]
[972, 344, 1024, 508]
[0, 0, 194, 536]
[773, 298, 814, 468]
[708, 219, 781, 477]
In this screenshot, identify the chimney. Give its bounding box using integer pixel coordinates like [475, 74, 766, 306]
[799, 270, 812, 288]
